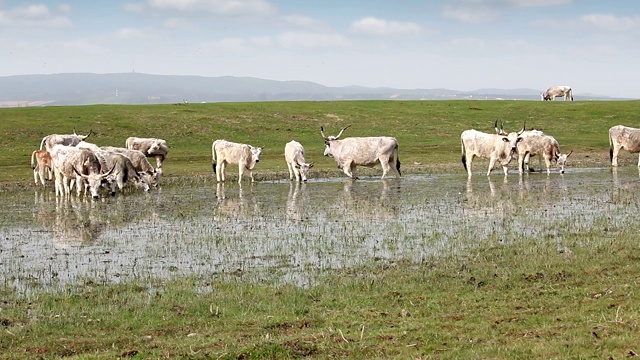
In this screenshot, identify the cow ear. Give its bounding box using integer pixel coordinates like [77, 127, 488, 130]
[309, 163, 314, 168]
[501, 137, 509, 142]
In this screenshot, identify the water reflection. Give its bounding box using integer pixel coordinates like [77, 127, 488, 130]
[286, 181, 307, 222]
[2, 170, 639, 294]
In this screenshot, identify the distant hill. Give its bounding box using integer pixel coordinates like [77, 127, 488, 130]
[0, 72, 627, 107]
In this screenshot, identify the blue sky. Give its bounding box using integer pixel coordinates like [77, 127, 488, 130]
[1, 0, 639, 98]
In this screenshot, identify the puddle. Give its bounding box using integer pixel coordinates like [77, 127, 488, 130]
[1, 167, 639, 295]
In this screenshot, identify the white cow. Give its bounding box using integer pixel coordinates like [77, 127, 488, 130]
[321, 125, 401, 180]
[284, 140, 313, 182]
[517, 130, 572, 174]
[542, 86, 573, 101]
[212, 139, 263, 183]
[31, 149, 53, 186]
[49, 145, 114, 199]
[101, 146, 159, 187]
[40, 129, 92, 151]
[103, 152, 149, 194]
[609, 125, 640, 167]
[461, 123, 524, 177]
[125, 137, 169, 170]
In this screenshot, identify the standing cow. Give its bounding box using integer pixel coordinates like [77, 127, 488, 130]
[461, 122, 524, 177]
[31, 150, 53, 186]
[49, 145, 114, 199]
[516, 130, 572, 174]
[609, 125, 640, 167]
[321, 125, 401, 180]
[125, 137, 169, 170]
[541, 86, 573, 101]
[284, 140, 313, 182]
[212, 139, 263, 183]
[40, 129, 92, 151]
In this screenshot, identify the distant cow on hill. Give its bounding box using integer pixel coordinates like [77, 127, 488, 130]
[542, 86, 573, 101]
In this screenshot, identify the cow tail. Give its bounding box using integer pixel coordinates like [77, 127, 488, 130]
[461, 139, 468, 171]
[395, 144, 401, 176]
[211, 141, 217, 174]
[609, 131, 613, 162]
[39, 136, 47, 150]
[30, 150, 37, 170]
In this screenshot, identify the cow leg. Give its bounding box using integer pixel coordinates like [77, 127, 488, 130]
[544, 156, 552, 175]
[637, 153, 640, 168]
[518, 153, 526, 174]
[33, 166, 40, 185]
[466, 154, 474, 178]
[238, 164, 244, 183]
[342, 161, 355, 179]
[287, 162, 295, 181]
[380, 159, 390, 179]
[248, 169, 255, 183]
[217, 162, 225, 182]
[487, 157, 497, 176]
[611, 146, 620, 167]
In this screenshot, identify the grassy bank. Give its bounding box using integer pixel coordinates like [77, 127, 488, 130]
[2, 230, 639, 359]
[2, 100, 637, 184]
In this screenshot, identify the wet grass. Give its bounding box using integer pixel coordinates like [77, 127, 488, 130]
[2, 231, 640, 359]
[2, 100, 640, 358]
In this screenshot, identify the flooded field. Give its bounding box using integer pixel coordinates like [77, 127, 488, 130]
[2, 167, 640, 295]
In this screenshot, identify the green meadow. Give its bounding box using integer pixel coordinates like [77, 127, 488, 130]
[1, 100, 635, 184]
[2, 100, 640, 359]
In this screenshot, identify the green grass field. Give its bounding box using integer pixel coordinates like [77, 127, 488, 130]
[2, 100, 637, 184]
[2, 100, 640, 359]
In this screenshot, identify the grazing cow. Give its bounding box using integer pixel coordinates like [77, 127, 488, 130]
[461, 122, 524, 177]
[320, 125, 401, 180]
[212, 139, 263, 183]
[103, 152, 148, 194]
[517, 130, 572, 174]
[541, 86, 573, 101]
[125, 137, 169, 170]
[31, 149, 53, 186]
[609, 125, 640, 167]
[40, 129, 92, 151]
[284, 140, 313, 182]
[49, 145, 114, 199]
[101, 146, 159, 187]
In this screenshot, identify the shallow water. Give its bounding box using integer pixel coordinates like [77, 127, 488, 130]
[1, 167, 639, 294]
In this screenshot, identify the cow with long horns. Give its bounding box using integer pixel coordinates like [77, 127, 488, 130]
[321, 125, 401, 180]
[461, 121, 524, 177]
[541, 86, 573, 101]
[212, 139, 263, 183]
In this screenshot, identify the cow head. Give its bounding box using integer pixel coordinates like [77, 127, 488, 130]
[247, 146, 263, 168]
[73, 165, 116, 199]
[321, 125, 351, 157]
[556, 150, 572, 174]
[296, 162, 314, 182]
[148, 139, 166, 155]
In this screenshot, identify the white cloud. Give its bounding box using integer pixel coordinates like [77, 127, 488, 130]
[0, 4, 72, 28]
[277, 31, 350, 48]
[113, 28, 147, 40]
[442, 0, 574, 23]
[280, 14, 319, 27]
[143, 0, 277, 16]
[61, 39, 107, 55]
[350, 17, 421, 35]
[249, 35, 272, 46]
[580, 14, 640, 32]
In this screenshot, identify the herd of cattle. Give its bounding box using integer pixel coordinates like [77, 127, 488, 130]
[29, 104, 640, 199]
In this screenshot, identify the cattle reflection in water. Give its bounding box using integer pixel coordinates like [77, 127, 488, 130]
[286, 181, 308, 222]
[331, 180, 399, 220]
[213, 183, 259, 221]
[34, 193, 107, 248]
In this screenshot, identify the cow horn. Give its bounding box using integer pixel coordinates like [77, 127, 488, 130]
[517, 120, 526, 135]
[335, 125, 351, 139]
[320, 126, 326, 139]
[567, 150, 573, 157]
[102, 164, 117, 177]
[72, 166, 86, 178]
[86, 129, 92, 138]
[494, 120, 500, 134]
